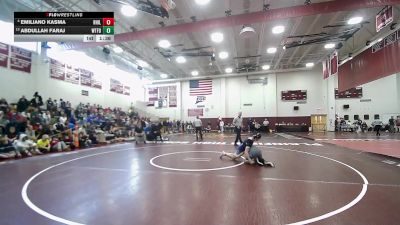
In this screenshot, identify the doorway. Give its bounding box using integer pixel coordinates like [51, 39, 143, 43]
[311, 114, 327, 132]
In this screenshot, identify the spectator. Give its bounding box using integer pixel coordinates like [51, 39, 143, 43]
[46, 98, 53, 111]
[0, 111, 9, 135]
[14, 134, 41, 156]
[0, 135, 17, 159]
[389, 116, 395, 133]
[134, 120, 146, 144]
[50, 136, 70, 152]
[0, 98, 8, 113]
[372, 120, 383, 136]
[30, 92, 43, 108]
[263, 118, 270, 133]
[193, 116, 203, 141]
[37, 134, 51, 153]
[219, 119, 224, 133]
[17, 95, 30, 112]
[25, 125, 36, 141]
[396, 116, 400, 133]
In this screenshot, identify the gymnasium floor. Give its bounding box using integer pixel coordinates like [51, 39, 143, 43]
[1, 133, 400, 225]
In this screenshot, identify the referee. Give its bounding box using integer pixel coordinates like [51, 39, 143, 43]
[193, 116, 203, 141]
[233, 112, 243, 146]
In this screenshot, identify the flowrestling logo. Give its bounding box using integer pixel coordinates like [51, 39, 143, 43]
[195, 96, 206, 104]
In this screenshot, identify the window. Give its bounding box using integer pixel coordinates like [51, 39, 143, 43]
[364, 115, 369, 120]
[344, 115, 349, 120]
[354, 115, 359, 120]
[374, 114, 380, 120]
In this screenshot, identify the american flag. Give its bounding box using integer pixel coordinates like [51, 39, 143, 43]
[190, 79, 212, 96]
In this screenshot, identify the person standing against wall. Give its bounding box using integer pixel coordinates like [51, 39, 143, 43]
[396, 116, 400, 133]
[219, 119, 224, 133]
[193, 116, 203, 141]
[389, 116, 395, 134]
[233, 112, 243, 146]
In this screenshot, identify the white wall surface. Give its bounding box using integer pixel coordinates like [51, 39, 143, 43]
[0, 50, 145, 110]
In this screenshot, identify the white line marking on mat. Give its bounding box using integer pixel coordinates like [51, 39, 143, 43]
[183, 158, 211, 162]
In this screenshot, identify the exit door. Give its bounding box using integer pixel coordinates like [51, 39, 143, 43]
[311, 115, 327, 132]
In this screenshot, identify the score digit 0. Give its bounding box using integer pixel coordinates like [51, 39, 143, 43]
[102, 18, 114, 26]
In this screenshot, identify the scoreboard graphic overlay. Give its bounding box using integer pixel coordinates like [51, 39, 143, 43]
[14, 12, 114, 42]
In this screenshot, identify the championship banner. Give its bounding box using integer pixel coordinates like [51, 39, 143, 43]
[322, 50, 338, 79]
[376, 5, 393, 32]
[110, 78, 123, 94]
[147, 87, 158, 106]
[123, 86, 130, 96]
[49, 58, 65, 80]
[65, 64, 80, 84]
[330, 50, 338, 76]
[10, 46, 31, 73]
[80, 68, 93, 86]
[188, 108, 203, 117]
[168, 85, 177, 107]
[0, 42, 9, 68]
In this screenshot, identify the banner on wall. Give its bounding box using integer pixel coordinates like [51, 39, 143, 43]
[322, 50, 338, 79]
[147, 87, 158, 106]
[10, 46, 31, 73]
[65, 64, 80, 84]
[123, 86, 130, 96]
[168, 85, 177, 107]
[188, 108, 203, 117]
[92, 80, 102, 89]
[110, 78, 123, 94]
[49, 58, 65, 80]
[80, 68, 93, 87]
[0, 42, 9, 68]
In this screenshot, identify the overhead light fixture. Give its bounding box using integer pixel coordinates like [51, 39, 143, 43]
[239, 26, 256, 38]
[377, 38, 383, 42]
[195, 0, 210, 5]
[306, 62, 314, 68]
[218, 51, 229, 59]
[210, 32, 223, 43]
[176, 56, 186, 63]
[272, 25, 285, 34]
[262, 65, 270, 70]
[121, 5, 137, 17]
[158, 40, 171, 48]
[137, 59, 149, 68]
[348, 53, 353, 60]
[282, 45, 286, 50]
[225, 67, 233, 73]
[324, 43, 335, 49]
[113, 46, 123, 53]
[347, 16, 363, 25]
[160, 73, 168, 79]
[267, 47, 277, 54]
[191, 70, 199, 76]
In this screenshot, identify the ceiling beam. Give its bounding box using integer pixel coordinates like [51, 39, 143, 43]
[64, 0, 400, 50]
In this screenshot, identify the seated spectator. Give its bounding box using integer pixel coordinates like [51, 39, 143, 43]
[50, 136, 70, 152]
[0, 135, 17, 159]
[78, 132, 91, 148]
[61, 133, 75, 150]
[14, 134, 42, 156]
[53, 118, 66, 133]
[0, 98, 8, 113]
[0, 111, 9, 136]
[6, 125, 18, 143]
[37, 134, 51, 153]
[25, 125, 36, 142]
[17, 95, 30, 112]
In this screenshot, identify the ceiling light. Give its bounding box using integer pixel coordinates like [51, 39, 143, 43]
[176, 56, 186, 63]
[306, 62, 314, 68]
[347, 16, 363, 25]
[239, 26, 256, 38]
[262, 65, 270, 70]
[191, 70, 199, 76]
[272, 25, 285, 34]
[121, 5, 137, 17]
[219, 51, 229, 59]
[267, 47, 277, 54]
[324, 43, 335, 49]
[225, 67, 233, 73]
[160, 73, 168, 79]
[210, 32, 223, 43]
[137, 59, 149, 68]
[195, 0, 211, 5]
[377, 38, 383, 42]
[113, 46, 123, 53]
[158, 40, 171, 48]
